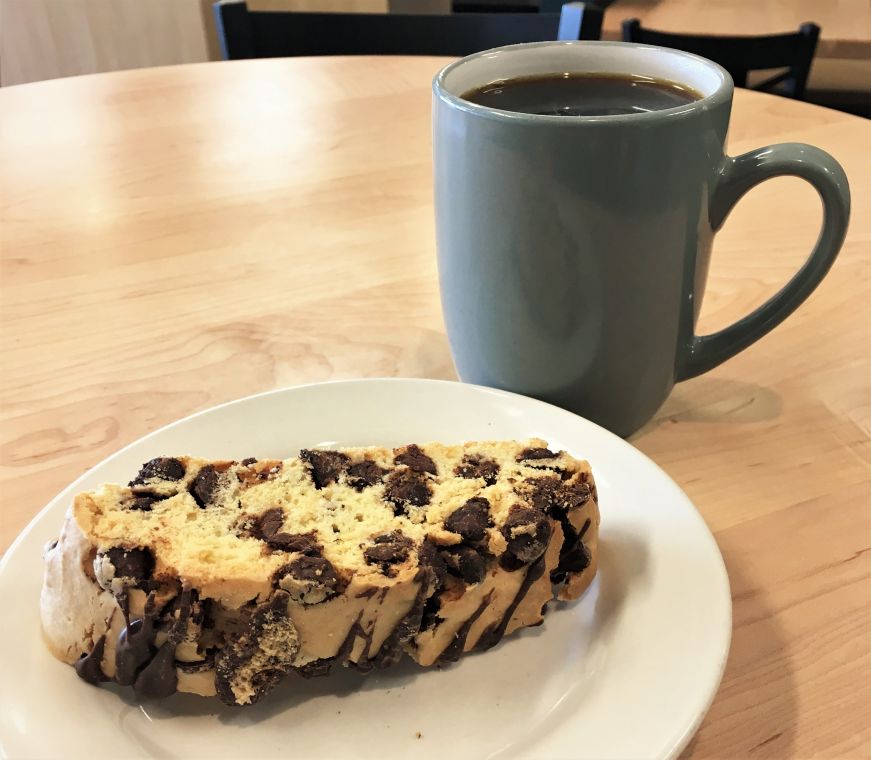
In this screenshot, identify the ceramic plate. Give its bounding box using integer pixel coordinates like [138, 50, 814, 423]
[0, 379, 730, 759]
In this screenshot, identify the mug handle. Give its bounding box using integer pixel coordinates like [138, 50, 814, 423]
[677, 143, 851, 381]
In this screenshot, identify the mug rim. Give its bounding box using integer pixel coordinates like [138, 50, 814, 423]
[433, 40, 734, 125]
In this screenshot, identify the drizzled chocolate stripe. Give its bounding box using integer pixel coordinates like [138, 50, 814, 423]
[438, 589, 495, 663]
[115, 591, 158, 686]
[359, 568, 432, 672]
[75, 634, 108, 685]
[475, 553, 547, 652]
[355, 625, 376, 663]
[295, 610, 365, 678]
[76, 589, 195, 699]
[176, 649, 216, 673]
[551, 516, 593, 584]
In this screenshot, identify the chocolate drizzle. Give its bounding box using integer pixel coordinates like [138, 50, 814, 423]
[476, 553, 547, 652]
[551, 517, 592, 584]
[176, 649, 216, 673]
[438, 590, 494, 663]
[115, 592, 159, 685]
[295, 610, 365, 679]
[357, 568, 431, 672]
[76, 588, 195, 699]
[75, 635, 108, 685]
[134, 641, 179, 699]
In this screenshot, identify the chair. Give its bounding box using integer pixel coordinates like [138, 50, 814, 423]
[213, 1, 603, 59]
[621, 20, 820, 100]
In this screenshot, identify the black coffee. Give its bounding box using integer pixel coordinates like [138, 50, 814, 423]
[461, 73, 701, 116]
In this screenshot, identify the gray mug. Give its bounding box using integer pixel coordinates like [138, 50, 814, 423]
[433, 42, 850, 436]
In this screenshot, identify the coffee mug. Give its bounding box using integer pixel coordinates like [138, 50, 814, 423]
[433, 42, 850, 436]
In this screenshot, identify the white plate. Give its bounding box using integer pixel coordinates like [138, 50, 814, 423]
[0, 379, 730, 760]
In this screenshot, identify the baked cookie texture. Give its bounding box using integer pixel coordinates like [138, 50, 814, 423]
[41, 439, 599, 706]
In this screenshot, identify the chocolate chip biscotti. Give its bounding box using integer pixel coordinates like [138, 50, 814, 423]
[41, 439, 599, 706]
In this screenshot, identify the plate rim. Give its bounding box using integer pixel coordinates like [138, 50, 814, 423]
[0, 378, 732, 759]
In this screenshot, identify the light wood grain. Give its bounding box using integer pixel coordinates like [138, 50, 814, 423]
[1, 57, 869, 757]
[602, 0, 871, 60]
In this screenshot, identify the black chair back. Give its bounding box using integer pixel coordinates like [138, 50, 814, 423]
[214, 1, 603, 59]
[622, 20, 820, 99]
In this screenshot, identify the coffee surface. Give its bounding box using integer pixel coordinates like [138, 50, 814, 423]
[462, 73, 701, 116]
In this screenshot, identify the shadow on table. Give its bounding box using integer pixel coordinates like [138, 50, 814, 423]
[681, 545, 798, 758]
[631, 375, 783, 441]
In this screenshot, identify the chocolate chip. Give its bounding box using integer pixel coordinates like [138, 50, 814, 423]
[529, 476, 592, 513]
[517, 447, 556, 461]
[441, 545, 486, 584]
[501, 505, 552, 564]
[189, 465, 220, 508]
[394, 444, 437, 475]
[528, 477, 559, 511]
[247, 508, 322, 554]
[364, 532, 413, 574]
[417, 538, 447, 588]
[214, 591, 299, 706]
[130, 457, 185, 485]
[300, 449, 350, 489]
[454, 455, 500, 485]
[200, 598, 216, 630]
[267, 532, 320, 553]
[127, 492, 168, 512]
[287, 556, 338, 586]
[103, 547, 155, 584]
[254, 508, 284, 538]
[444, 497, 491, 543]
[276, 555, 340, 604]
[384, 470, 431, 513]
[347, 460, 386, 490]
[499, 552, 527, 572]
[131, 496, 156, 511]
[562, 481, 593, 509]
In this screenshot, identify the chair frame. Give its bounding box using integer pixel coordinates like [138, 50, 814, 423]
[214, 1, 603, 60]
[621, 19, 821, 99]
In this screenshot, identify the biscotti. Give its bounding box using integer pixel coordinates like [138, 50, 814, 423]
[40, 439, 599, 706]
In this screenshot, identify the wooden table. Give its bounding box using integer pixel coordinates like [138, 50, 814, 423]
[1, 57, 869, 757]
[601, 0, 871, 60]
